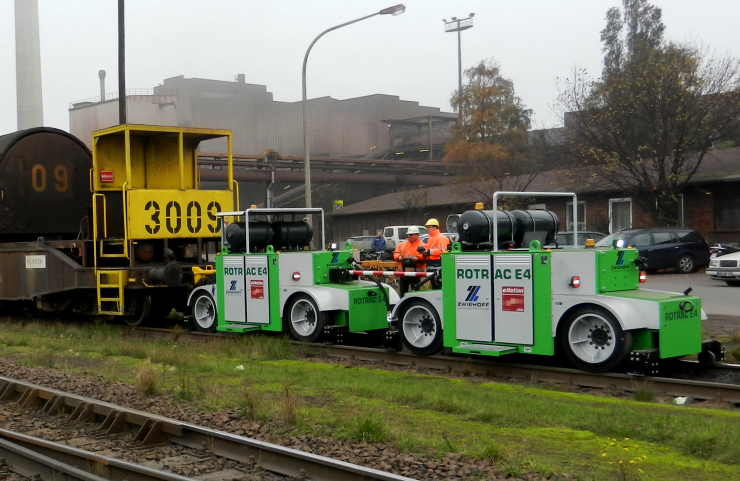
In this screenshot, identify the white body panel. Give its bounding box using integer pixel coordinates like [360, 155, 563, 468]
[391, 290, 445, 327]
[278, 252, 314, 286]
[222, 256, 246, 323]
[188, 284, 218, 305]
[551, 294, 660, 334]
[551, 251, 597, 296]
[455, 255, 493, 342]
[493, 254, 534, 344]
[280, 280, 399, 316]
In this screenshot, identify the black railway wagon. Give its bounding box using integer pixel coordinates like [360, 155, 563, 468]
[0, 125, 236, 323]
[0, 127, 91, 242]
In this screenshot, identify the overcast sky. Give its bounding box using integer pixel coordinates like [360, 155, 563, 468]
[2, 0, 739, 141]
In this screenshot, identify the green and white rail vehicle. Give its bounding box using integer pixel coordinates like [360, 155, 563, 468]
[390, 192, 723, 372]
[187, 208, 399, 342]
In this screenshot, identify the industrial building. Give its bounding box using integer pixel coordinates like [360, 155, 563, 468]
[69, 75, 456, 159]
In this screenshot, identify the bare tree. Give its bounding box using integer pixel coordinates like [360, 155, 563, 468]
[557, 0, 740, 225]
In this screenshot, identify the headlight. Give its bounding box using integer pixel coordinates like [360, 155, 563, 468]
[709, 259, 719, 267]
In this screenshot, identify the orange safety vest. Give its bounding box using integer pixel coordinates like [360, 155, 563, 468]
[425, 230, 450, 261]
[393, 237, 426, 271]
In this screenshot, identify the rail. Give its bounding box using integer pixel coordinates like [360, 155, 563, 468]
[0, 376, 414, 481]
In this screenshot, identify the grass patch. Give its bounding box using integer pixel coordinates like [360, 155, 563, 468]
[133, 362, 159, 396]
[349, 415, 387, 443]
[3, 320, 740, 480]
[631, 379, 656, 402]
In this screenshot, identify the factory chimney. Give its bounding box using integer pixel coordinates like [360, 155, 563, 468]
[99, 70, 106, 102]
[15, 0, 44, 129]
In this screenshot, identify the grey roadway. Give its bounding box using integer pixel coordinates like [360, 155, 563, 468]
[641, 270, 739, 318]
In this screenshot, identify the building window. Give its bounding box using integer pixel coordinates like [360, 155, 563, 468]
[716, 190, 740, 231]
[609, 198, 632, 233]
[565, 201, 586, 231]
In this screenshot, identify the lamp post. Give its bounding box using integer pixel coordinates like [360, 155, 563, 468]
[443, 13, 474, 124]
[302, 4, 405, 209]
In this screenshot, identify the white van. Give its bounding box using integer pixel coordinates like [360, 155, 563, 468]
[383, 225, 428, 247]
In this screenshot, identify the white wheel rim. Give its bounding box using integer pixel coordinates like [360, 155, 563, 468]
[194, 296, 216, 330]
[567, 313, 617, 364]
[402, 305, 437, 349]
[291, 299, 317, 336]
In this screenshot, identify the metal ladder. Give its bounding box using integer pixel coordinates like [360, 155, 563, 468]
[96, 269, 127, 315]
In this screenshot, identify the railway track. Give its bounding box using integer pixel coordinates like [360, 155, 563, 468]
[0, 377, 414, 481]
[122, 326, 740, 404]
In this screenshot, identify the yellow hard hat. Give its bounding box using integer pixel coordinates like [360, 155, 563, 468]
[425, 218, 440, 227]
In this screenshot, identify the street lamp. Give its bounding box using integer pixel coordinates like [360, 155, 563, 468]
[443, 13, 474, 124]
[302, 4, 405, 209]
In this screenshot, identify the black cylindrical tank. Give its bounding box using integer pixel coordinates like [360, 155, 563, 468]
[0, 128, 92, 242]
[457, 210, 517, 246]
[272, 221, 313, 248]
[510, 210, 559, 246]
[225, 222, 274, 251]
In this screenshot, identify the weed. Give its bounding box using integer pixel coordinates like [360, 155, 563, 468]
[263, 336, 294, 360]
[478, 443, 507, 464]
[174, 375, 195, 402]
[537, 381, 563, 392]
[680, 429, 720, 458]
[237, 386, 260, 420]
[102, 363, 121, 383]
[501, 461, 524, 478]
[133, 362, 159, 396]
[31, 348, 56, 368]
[631, 379, 656, 403]
[281, 384, 298, 424]
[351, 415, 387, 443]
[397, 436, 419, 452]
[600, 437, 646, 480]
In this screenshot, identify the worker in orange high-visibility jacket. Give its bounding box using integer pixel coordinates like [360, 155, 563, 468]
[417, 218, 449, 288]
[393, 226, 426, 297]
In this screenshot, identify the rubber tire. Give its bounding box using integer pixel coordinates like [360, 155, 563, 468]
[675, 254, 695, 273]
[725, 280, 740, 287]
[123, 293, 153, 327]
[559, 306, 632, 373]
[399, 299, 444, 356]
[191, 291, 218, 333]
[285, 294, 327, 343]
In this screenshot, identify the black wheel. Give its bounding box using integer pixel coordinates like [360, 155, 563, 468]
[725, 280, 740, 287]
[675, 254, 695, 273]
[399, 299, 443, 356]
[559, 306, 632, 373]
[285, 294, 326, 342]
[123, 293, 153, 327]
[190, 291, 217, 333]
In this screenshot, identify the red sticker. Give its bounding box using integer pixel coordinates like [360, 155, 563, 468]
[502, 286, 524, 312]
[250, 280, 264, 299]
[100, 171, 114, 183]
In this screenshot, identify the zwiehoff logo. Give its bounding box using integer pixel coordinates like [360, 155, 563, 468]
[225, 280, 243, 295]
[457, 285, 489, 308]
[612, 250, 631, 270]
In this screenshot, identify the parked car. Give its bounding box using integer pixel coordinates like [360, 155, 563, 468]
[706, 251, 740, 286]
[710, 243, 740, 258]
[556, 230, 607, 246]
[594, 228, 710, 273]
[345, 235, 395, 253]
[383, 226, 428, 247]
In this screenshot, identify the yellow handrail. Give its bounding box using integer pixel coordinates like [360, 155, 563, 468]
[232, 179, 240, 211]
[122, 181, 129, 260]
